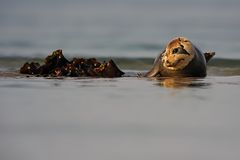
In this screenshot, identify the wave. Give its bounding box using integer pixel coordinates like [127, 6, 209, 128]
[0, 57, 240, 76]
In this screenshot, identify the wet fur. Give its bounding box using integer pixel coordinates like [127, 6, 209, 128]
[145, 37, 215, 77]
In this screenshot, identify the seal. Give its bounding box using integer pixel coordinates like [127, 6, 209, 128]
[145, 37, 215, 77]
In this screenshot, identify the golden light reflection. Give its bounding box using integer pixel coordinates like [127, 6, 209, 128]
[151, 77, 211, 89]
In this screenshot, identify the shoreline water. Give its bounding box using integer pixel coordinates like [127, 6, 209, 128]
[0, 74, 240, 160]
[1, 0, 240, 159]
[0, 58, 240, 160]
[1, 57, 240, 76]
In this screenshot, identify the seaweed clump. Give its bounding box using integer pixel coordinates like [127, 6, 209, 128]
[20, 49, 124, 78]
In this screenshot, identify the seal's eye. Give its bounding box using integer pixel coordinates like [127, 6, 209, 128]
[172, 48, 178, 54]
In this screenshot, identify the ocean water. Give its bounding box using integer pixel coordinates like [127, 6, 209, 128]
[0, 58, 240, 160]
[0, 75, 240, 160]
[0, 0, 240, 58]
[1, 1, 240, 160]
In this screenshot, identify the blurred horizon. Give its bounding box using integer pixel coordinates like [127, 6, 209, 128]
[0, 0, 240, 58]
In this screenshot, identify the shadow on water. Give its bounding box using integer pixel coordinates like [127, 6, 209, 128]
[151, 77, 211, 89]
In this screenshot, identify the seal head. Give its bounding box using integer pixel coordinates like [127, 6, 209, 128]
[145, 37, 214, 77]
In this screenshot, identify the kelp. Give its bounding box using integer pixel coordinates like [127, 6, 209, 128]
[20, 49, 124, 78]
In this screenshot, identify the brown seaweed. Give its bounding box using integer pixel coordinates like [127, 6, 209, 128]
[20, 62, 41, 75]
[20, 49, 124, 78]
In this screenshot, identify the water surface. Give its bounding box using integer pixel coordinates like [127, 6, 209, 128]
[1, 0, 240, 159]
[1, 0, 240, 58]
[0, 68, 240, 160]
